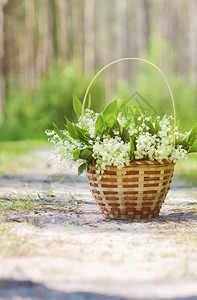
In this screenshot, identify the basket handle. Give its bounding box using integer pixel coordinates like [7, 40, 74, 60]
[82, 57, 176, 128]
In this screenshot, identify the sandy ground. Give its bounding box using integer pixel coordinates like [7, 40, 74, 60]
[0, 148, 197, 300]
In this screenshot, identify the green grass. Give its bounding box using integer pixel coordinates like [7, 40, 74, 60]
[0, 198, 40, 214]
[0, 139, 50, 176]
[0, 140, 49, 157]
[175, 153, 197, 186]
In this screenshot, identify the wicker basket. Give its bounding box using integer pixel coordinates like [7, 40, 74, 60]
[87, 161, 175, 219]
[82, 58, 177, 220]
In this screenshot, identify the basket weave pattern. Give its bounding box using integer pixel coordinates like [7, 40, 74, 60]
[87, 161, 175, 219]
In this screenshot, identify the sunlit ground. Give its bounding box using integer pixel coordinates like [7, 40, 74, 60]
[0, 140, 197, 299]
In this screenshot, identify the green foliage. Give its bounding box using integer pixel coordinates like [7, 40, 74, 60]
[53, 123, 68, 141]
[73, 95, 82, 120]
[78, 162, 89, 178]
[115, 73, 197, 134]
[102, 99, 117, 119]
[129, 139, 134, 160]
[0, 140, 48, 157]
[0, 60, 104, 141]
[95, 114, 104, 136]
[65, 118, 90, 144]
[114, 35, 197, 133]
[177, 125, 197, 153]
[175, 153, 197, 186]
[95, 99, 117, 136]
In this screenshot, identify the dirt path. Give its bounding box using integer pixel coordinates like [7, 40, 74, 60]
[0, 148, 197, 300]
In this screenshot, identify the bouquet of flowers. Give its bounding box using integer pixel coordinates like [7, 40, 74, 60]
[46, 96, 197, 177]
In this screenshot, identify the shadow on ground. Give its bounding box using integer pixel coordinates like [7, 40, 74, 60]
[0, 280, 197, 300]
[0, 280, 128, 300]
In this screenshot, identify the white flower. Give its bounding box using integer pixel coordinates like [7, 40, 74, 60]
[45, 130, 55, 136]
[93, 137, 130, 173]
[46, 107, 188, 172]
[117, 113, 127, 129]
[77, 109, 98, 138]
[113, 130, 119, 135]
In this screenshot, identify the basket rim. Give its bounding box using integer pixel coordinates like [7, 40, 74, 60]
[87, 160, 175, 170]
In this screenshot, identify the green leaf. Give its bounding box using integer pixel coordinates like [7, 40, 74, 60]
[73, 95, 82, 120]
[176, 125, 197, 151]
[73, 146, 93, 162]
[88, 94, 91, 109]
[129, 138, 135, 160]
[145, 119, 155, 135]
[102, 100, 118, 120]
[66, 118, 78, 140]
[80, 147, 93, 161]
[161, 114, 167, 124]
[109, 119, 120, 136]
[188, 125, 197, 145]
[103, 113, 116, 128]
[128, 104, 136, 116]
[172, 121, 180, 135]
[73, 149, 81, 161]
[154, 118, 161, 134]
[188, 145, 197, 153]
[121, 127, 129, 142]
[124, 118, 133, 130]
[136, 107, 143, 115]
[175, 139, 188, 150]
[133, 108, 141, 126]
[74, 125, 90, 143]
[112, 119, 120, 131]
[177, 120, 180, 127]
[53, 123, 68, 140]
[95, 114, 104, 136]
[78, 162, 88, 177]
[66, 118, 90, 143]
[181, 125, 197, 150]
[118, 99, 127, 116]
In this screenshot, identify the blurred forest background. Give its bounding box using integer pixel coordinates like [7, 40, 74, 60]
[0, 0, 197, 140]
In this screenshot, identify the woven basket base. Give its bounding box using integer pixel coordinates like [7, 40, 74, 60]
[99, 205, 163, 220]
[87, 161, 175, 220]
[99, 205, 162, 220]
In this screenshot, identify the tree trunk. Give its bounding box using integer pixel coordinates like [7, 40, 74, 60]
[1, 0, 197, 107]
[71, 0, 84, 68]
[84, 0, 95, 74]
[35, 1, 50, 78]
[48, 0, 58, 59]
[0, 0, 7, 122]
[189, 0, 197, 85]
[55, 0, 69, 61]
[116, 0, 128, 79]
[136, 0, 150, 55]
